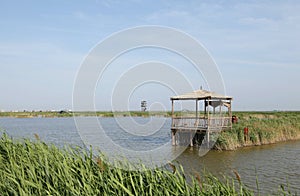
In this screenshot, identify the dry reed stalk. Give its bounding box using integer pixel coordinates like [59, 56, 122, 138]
[194, 172, 202, 190]
[233, 169, 241, 184]
[34, 133, 40, 140]
[95, 157, 106, 172]
[168, 162, 176, 174]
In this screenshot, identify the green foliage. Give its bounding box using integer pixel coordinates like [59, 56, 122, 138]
[249, 131, 257, 143]
[215, 112, 300, 150]
[0, 134, 255, 195]
[0, 111, 171, 118]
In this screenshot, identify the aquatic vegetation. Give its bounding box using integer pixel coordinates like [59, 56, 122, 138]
[0, 134, 256, 195]
[215, 112, 300, 150]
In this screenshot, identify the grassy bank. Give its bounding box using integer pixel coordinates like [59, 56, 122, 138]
[215, 112, 300, 150]
[0, 110, 212, 118]
[2, 110, 299, 119]
[0, 134, 259, 195]
[0, 111, 171, 118]
[0, 111, 74, 118]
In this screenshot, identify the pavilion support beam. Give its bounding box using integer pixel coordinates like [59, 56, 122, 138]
[205, 99, 210, 148]
[229, 100, 232, 129]
[196, 99, 198, 118]
[171, 100, 174, 127]
[219, 100, 222, 126]
[204, 100, 207, 117]
[207, 99, 210, 128]
[195, 99, 198, 126]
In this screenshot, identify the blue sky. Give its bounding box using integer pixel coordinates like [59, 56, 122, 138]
[1, 0, 300, 111]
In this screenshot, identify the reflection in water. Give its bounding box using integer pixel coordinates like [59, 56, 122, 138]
[0, 117, 299, 194]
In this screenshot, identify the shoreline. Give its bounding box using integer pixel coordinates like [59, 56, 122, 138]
[214, 111, 300, 150]
[214, 136, 300, 151]
[0, 111, 170, 118]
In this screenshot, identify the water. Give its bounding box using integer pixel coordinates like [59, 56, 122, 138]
[177, 142, 300, 194]
[0, 117, 299, 194]
[0, 117, 83, 147]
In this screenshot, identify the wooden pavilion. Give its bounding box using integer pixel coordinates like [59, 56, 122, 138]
[170, 89, 233, 147]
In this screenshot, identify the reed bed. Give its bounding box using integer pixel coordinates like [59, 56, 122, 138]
[215, 112, 300, 150]
[0, 134, 257, 195]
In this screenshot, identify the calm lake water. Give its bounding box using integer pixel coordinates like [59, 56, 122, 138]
[0, 117, 299, 194]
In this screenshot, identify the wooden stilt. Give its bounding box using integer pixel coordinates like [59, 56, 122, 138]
[206, 130, 210, 148]
[171, 100, 174, 127]
[172, 130, 176, 146]
[207, 99, 210, 148]
[190, 131, 193, 147]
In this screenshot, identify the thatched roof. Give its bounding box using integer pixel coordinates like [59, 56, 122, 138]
[170, 90, 232, 100]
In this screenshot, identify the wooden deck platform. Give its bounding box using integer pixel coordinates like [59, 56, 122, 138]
[171, 116, 231, 131]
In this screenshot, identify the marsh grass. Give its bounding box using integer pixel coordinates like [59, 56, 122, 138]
[0, 111, 174, 118]
[215, 112, 300, 150]
[0, 134, 257, 195]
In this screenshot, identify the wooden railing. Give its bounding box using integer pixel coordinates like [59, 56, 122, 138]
[172, 116, 231, 130]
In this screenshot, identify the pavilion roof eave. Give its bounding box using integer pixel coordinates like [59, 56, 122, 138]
[170, 89, 232, 101]
[170, 97, 232, 101]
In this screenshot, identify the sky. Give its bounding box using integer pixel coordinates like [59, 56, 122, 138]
[1, 0, 300, 111]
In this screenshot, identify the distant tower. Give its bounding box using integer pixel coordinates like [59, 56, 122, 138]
[141, 100, 147, 111]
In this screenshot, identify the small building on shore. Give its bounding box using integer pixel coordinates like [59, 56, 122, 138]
[170, 89, 233, 147]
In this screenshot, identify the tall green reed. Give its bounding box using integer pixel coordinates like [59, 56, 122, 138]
[0, 133, 255, 195]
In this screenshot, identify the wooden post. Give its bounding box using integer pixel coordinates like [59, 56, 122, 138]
[171, 100, 174, 127]
[219, 100, 222, 127]
[207, 99, 210, 128]
[195, 99, 198, 126]
[171, 100, 176, 146]
[204, 100, 207, 117]
[172, 130, 176, 146]
[207, 99, 210, 148]
[206, 130, 210, 148]
[190, 131, 193, 147]
[229, 100, 232, 129]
